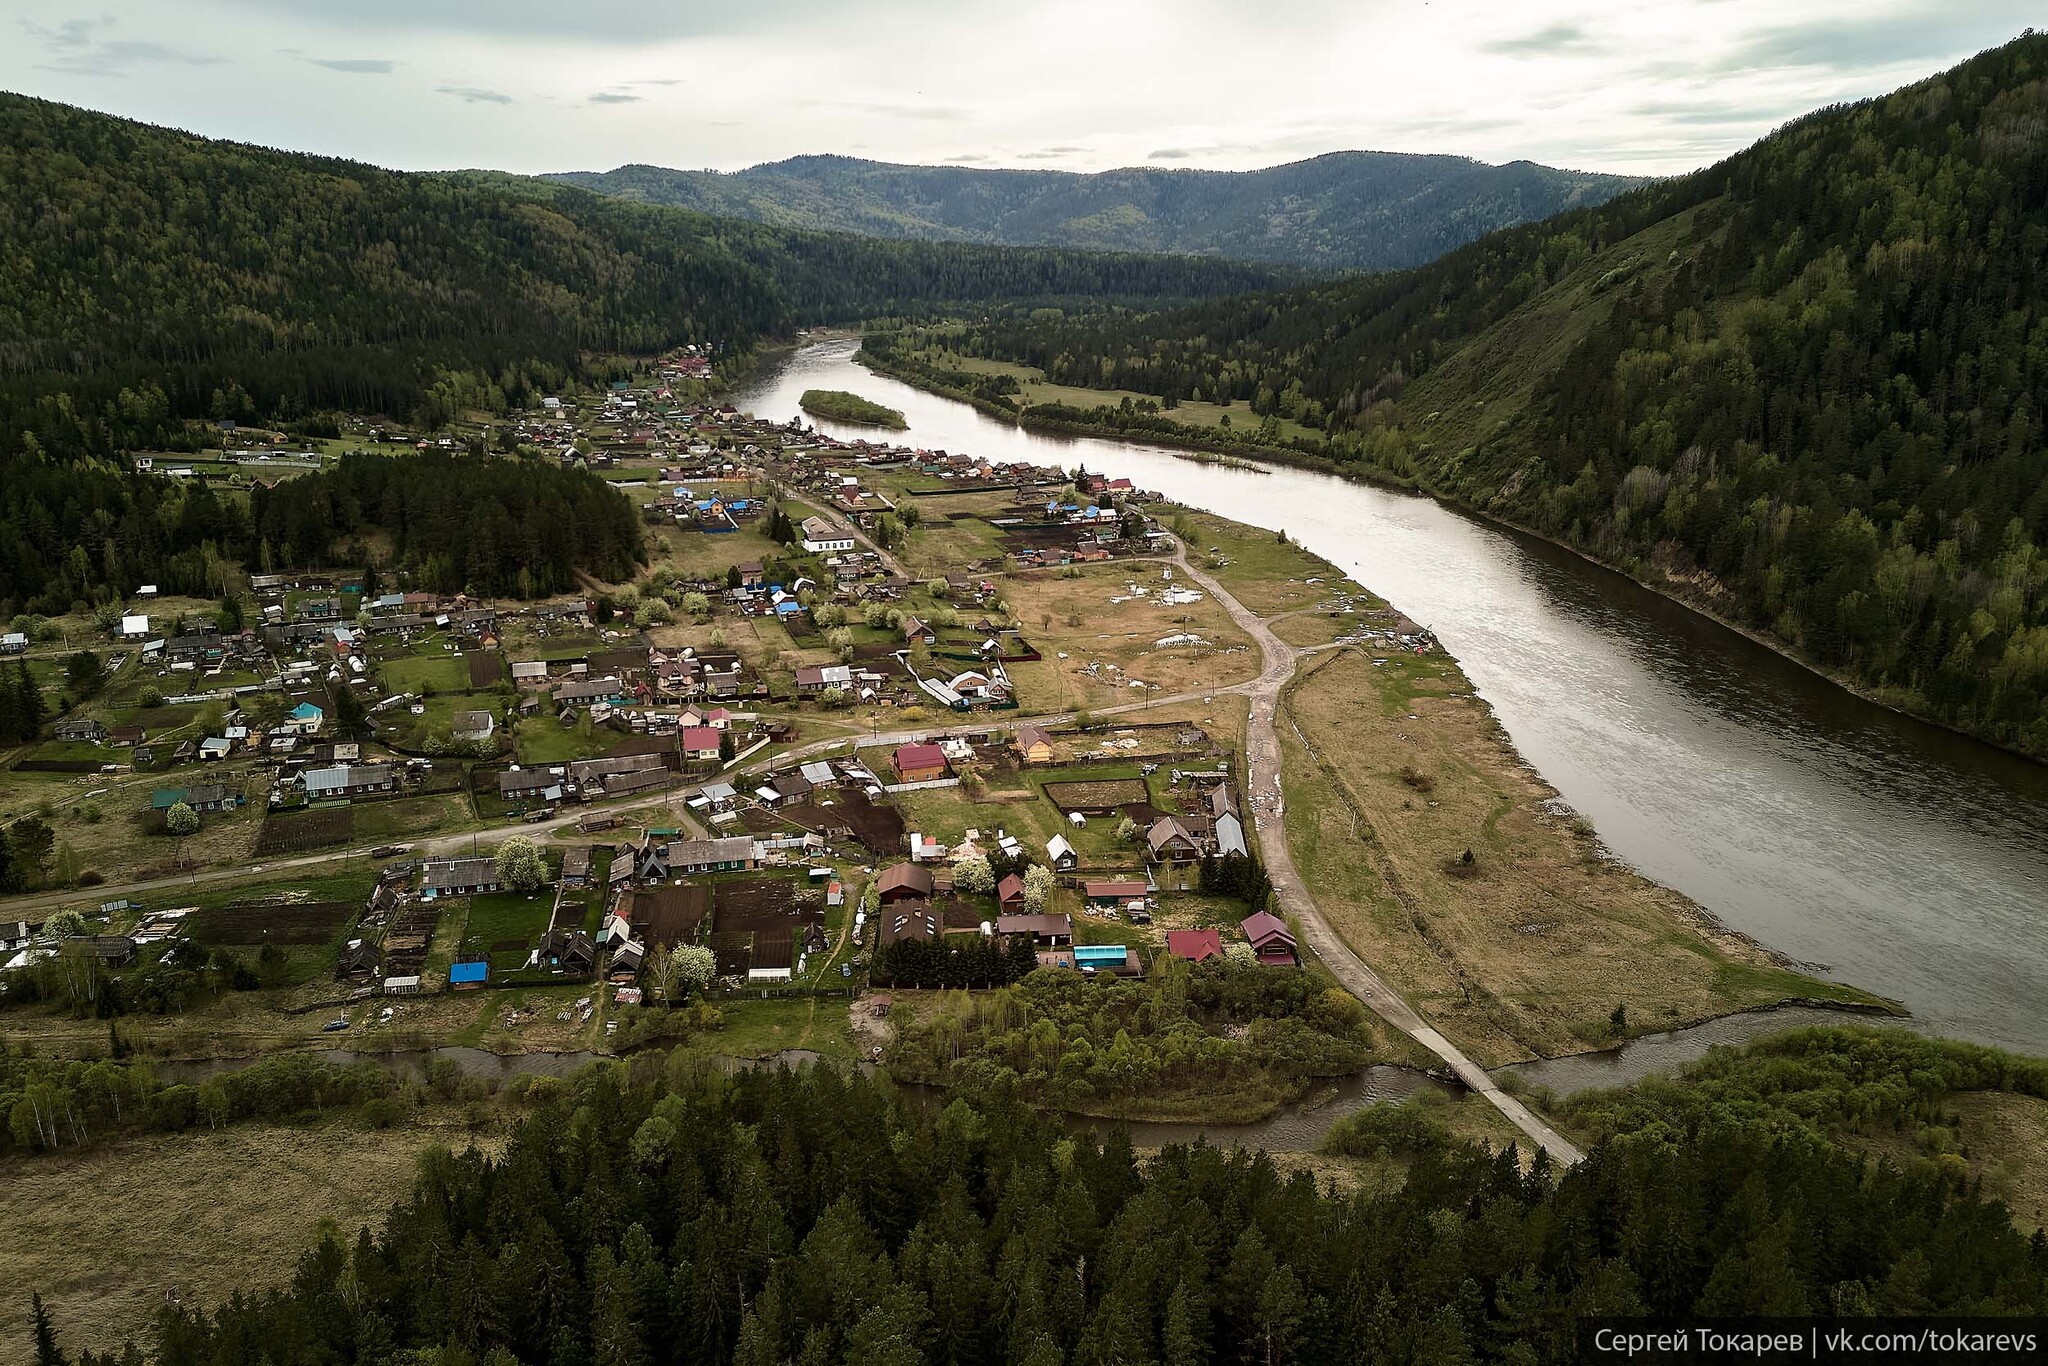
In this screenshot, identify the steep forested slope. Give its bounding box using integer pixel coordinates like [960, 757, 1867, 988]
[929, 34, 2048, 756]
[551, 150, 1643, 271]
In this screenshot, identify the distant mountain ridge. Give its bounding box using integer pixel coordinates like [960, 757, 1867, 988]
[547, 151, 1647, 271]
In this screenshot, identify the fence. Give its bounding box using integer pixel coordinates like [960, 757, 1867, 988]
[883, 777, 961, 794]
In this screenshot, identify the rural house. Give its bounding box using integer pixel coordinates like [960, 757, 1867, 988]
[419, 857, 502, 899]
[876, 862, 935, 905]
[1240, 910, 1299, 966]
[892, 743, 949, 784]
[1013, 725, 1056, 764]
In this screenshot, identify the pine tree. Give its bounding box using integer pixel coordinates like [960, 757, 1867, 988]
[31, 1292, 68, 1366]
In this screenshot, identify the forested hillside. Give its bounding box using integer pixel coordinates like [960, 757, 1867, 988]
[551, 150, 1643, 272]
[0, 93, 1279, 612]
[924, 34, 2048, 757]
[27, 1038, 2048, 1364]
[0, 93, 1280, 464]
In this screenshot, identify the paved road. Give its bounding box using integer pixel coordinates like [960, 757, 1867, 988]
[1169, 542, 1585, 1165]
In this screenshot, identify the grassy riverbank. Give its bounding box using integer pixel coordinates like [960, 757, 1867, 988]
[863, 335, 2048, 768]
[798, 387, 907, 428]
[1150, 512, 1893, 1067]
[1278, 646, 1891, 1067]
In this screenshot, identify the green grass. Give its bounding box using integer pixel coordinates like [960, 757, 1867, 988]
[376, 653, 469, 695]
[514, 718, 615, 765]
[685, 996, 858, 1062]
[456, 890, 554, 968]
[799, 389, 907, 429]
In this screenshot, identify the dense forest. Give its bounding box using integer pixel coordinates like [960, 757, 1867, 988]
[914, 34, 2048, 756]
[25, 1028, 2048, 1365]
[549, 152, 1643, 273]
[0, 94, 1281, 612]
[250, 453, 646, 598]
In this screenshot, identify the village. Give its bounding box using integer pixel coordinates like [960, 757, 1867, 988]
[0, 347, 1446, 1060]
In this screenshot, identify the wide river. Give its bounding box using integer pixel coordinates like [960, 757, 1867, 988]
[735, 339, 2048, 1053]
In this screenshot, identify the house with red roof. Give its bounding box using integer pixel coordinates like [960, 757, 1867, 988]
[892, 742, 949, 783]
[1240, 911, 1298, 966]
[1164, 928, 1224, 963]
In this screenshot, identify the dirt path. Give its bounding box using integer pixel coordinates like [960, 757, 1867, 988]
[1169, 542, 1585, 1165]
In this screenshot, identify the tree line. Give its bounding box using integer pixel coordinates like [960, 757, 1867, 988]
[919, 34, 2048, 756]
[27, 1031, 2048, 1365]
[249, 451, 646, 598]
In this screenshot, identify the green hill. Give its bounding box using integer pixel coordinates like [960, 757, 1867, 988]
[0, 93, 1285, 614]
[549, 150, 1644, 272]
[909, 33, 2048, 758]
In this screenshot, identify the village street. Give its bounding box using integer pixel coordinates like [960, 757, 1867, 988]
[10, 536, 1581, 1161]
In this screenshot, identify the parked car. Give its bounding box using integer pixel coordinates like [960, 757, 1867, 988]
[322, 1017, 350, 1032]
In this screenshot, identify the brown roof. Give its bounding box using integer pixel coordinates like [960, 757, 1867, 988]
[996, 913, 1072, 941]
[876, 901, 940, 944]
[876, 863, 934, 899]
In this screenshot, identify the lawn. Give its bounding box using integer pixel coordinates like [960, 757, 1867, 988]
[456, 889, 555, 969]
[678, 996, 858, 1063]
[1277, 647, 1886, 1067]
[514, 715, 617, 765]
[376, 651, 470, 695]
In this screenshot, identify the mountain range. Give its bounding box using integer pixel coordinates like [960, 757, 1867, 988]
[546, 152, 1645, 272]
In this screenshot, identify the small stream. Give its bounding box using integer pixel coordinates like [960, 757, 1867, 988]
[141, 1005, 1904, 1148]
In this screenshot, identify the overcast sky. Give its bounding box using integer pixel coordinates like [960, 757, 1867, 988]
[3, 1, 2035, 177]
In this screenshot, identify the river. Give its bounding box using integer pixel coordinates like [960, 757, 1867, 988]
[735, 338, 2048, 1054]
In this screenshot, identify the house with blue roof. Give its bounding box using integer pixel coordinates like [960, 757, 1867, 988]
[288, 701, 325, 734]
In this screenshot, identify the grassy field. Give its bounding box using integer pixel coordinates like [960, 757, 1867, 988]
[1168, 507, 1365, 617]
[907, 346, 1321, 447]
[514, 714, 616, 765]
[0, 1118, 498, 1361]
[1277, 648, 1886, 1066]
[1001, 563, 1260, 711]
[376, 650, 470, 695]
[456, 889, 556, 970]
[682, 996, 859, 1063]
[0, 761, 270, 887]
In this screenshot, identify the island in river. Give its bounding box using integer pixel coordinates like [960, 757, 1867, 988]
[798, 387, 906, 428]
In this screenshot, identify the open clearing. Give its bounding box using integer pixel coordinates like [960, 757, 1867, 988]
[1002, 563, 1259, 711]
[0, 1120, 498, 1361]
[1278, 647, 1883, 1066]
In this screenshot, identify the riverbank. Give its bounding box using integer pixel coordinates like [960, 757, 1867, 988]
[1152, 507, 1898, 1068]
[858, 337, 2043, 769]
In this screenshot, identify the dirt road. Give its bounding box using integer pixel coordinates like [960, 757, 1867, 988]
[1170, 542, 1584, 1164]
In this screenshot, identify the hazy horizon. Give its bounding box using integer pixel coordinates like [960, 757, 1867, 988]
[4, 1, 2036, 179]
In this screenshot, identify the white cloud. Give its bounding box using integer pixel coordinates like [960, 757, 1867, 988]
[0, 0, 2032, 176]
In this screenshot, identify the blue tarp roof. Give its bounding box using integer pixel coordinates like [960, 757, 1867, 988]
[449, 961, 488, 983]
